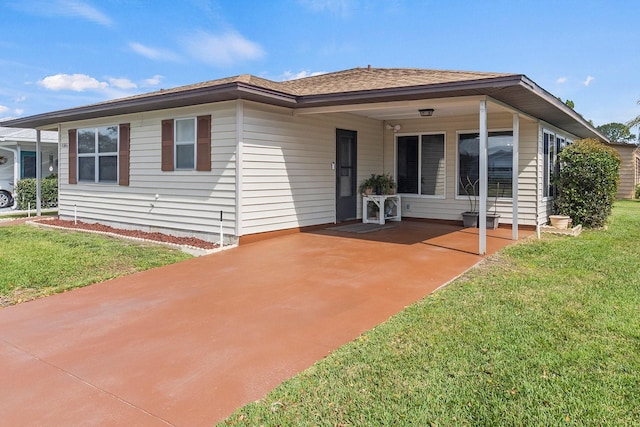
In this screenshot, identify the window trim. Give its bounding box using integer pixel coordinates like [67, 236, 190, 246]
[455, 128, 514, 201]
[394, 131, 447, 199]
[76, 126, 119, 184]
[174, 117, 197, 170]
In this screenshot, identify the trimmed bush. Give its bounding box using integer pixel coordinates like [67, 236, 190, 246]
[554, 139, 620, 227]
[635, 184, 640, 199]
[15, 175, 58, 209]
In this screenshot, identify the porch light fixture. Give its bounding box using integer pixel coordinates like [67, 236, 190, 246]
[385, 124, 402, 132]
[419, 108, 435, 117]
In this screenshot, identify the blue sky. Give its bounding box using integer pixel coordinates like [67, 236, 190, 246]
[1, 0, 639, 132]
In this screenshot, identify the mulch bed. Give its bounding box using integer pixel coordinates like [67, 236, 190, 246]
[38, 219, 219, 250]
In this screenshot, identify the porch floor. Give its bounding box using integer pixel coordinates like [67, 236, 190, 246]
[0, 220, 532, 426]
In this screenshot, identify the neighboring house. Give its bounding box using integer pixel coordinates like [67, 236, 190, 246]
[608, 142, 640, 199]
[3, 67, 607, 247]
[0, 127, 59, 208]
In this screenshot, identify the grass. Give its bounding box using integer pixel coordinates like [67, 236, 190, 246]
[221, 200, 640, 426]
[0, 224, 192, 306]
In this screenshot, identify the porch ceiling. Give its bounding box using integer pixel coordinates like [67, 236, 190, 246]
[295, 97, 516, 121]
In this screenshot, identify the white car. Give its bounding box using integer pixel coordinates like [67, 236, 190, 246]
[0, 184, 14, 209]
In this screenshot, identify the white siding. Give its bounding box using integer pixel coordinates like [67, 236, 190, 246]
[383, 113, 540, 226]
[58, 102, 237, 243]
[240, 102, 383, 235]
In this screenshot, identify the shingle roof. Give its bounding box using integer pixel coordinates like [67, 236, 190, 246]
[94, 67, 514, 105]
[278, 67, 514, 95]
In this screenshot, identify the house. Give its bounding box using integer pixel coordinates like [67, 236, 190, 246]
[0, 127, 58, 208]
[608, 142, 640, 199]
[3, 67, 607, 251]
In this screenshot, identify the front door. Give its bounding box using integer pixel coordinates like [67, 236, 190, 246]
[336, 129, 357, 222]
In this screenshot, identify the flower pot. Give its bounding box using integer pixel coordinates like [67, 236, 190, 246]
[549, 215, 571, 229]
[462, 211, 479, 228]
[486, 213, 500, 230]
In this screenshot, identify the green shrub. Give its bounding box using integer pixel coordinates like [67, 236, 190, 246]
[554, 138, 620, 227]
[635, 184, 640, 199]
[15, 175, 58, 209]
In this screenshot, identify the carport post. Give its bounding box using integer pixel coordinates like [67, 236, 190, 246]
[479, 100, 487, 255]
[512, 113, 519, 241]
[36, 130, 41, 216]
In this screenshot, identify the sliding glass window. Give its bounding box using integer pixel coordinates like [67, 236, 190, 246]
[397, 133, 445, 196]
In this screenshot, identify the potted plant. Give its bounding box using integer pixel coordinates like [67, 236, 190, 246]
[460, 176, 479, 227]
[359, 174, 377, 196]
[486, 182, 501, 230]
[460, 177, 501, 229]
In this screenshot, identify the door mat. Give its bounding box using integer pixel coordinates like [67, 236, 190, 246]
[327, 223, 398, 233]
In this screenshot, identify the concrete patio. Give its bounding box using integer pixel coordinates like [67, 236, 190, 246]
[0, 221, 532, 426]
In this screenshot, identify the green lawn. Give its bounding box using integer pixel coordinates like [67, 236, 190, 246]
[221, 200, 640, 426]
[0, 225, 192, 306]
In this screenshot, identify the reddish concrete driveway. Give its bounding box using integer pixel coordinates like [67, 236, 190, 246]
[0, 221, 531, 426]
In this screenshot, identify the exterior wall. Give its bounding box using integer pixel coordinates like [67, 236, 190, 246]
[611, 144, 640, 199]
[58, 102, 237, 243]
[382, 113, 540, 226]
[240, 102, 383, 236]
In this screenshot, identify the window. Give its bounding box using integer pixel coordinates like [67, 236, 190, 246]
[458, 131, 513, 198]
[542, 131, 565, 197]
[397, 133, 445, 196]
[20, 151, 36, 178]
[161, 115, 211, 172]
[77, 126, 118, 183]
[175, 118, 196, 169]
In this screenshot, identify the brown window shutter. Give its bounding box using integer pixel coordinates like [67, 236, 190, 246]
[119, 123, 130, 186]
[196, 114, 211, 172]
[161, 119, 174, 171]
[68, 129, 77, 184]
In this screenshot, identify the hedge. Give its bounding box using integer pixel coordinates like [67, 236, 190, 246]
[554, 139, 620, 228]
[14, 175, 58, 209]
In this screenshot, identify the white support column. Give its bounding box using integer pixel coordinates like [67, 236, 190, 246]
[479, 99, 488, 255]
[512, 113, 520, 240]
[36, 130, 41, 216]
[235, 100, 244, 239]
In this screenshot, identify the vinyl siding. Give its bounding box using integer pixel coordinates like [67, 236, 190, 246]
[612, 144, 640, 199]
[58, 102, 237, 242]
[240, 102, 382, 235]
[383, 113, 540, 226]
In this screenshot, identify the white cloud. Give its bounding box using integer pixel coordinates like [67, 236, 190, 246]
[0, 105, 8, 113]
[183, 30, 265, 67]
[584, 75, 595, 86]
[15, 0, 113, 26]
[556, 77, 567, 84]
[108, 77, 137, 90]
[129, 42, 180, 62]
[14, 95, 27, 102]
[281, 70, 327, 81]
[60, 0, 112, 26]
[38, 73, 108, 91]
[298, 0, 353, 17]
[142, 74, 163, 86]
[14, 108, 24, 115]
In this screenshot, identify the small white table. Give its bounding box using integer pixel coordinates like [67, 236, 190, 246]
[362, 194, 401, 225]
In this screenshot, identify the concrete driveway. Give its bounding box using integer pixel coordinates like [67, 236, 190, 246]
[0, 221, 531, 426]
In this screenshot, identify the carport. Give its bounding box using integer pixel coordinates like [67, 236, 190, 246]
[0, 221, 532, 426]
